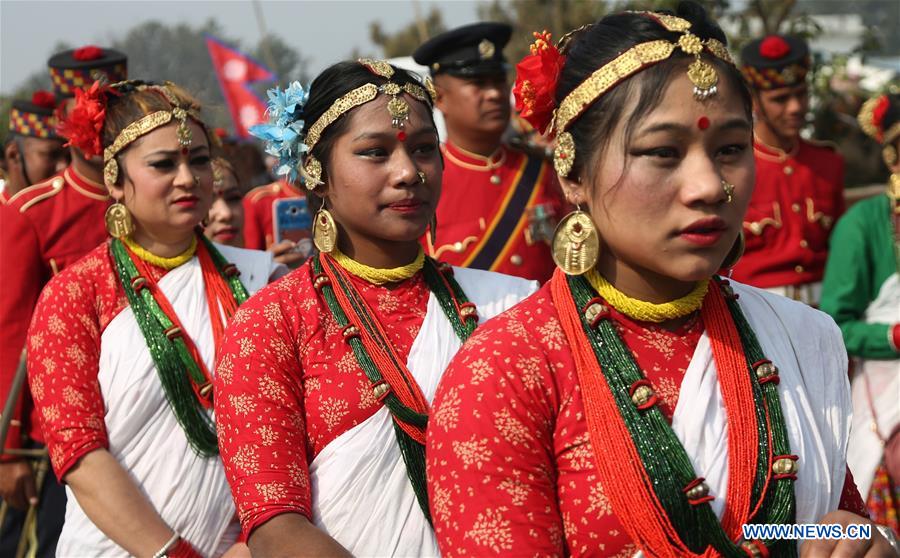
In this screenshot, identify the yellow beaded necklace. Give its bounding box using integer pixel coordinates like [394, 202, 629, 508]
[585, 269, 708, 323]
[331, 248, 425, 285]
[122, 235, 198, 270]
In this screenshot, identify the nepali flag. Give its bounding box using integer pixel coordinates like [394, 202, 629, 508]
[205, 35, 275, 138]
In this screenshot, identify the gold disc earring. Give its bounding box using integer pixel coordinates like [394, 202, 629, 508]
[551, 205, 600, 275]
[721, 231, 745, 269]
[105, 202, 134, 239]
[313, 208, 338, 253]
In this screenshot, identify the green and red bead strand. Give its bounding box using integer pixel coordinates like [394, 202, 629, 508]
[567, 274, 798, 557]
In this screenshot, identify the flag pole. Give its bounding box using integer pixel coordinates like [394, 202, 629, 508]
[252, 0, 278, 74]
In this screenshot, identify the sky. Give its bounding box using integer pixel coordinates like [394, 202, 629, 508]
[0, 0, 484, 94]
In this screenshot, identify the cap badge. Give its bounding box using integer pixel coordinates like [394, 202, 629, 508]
[478, 39, 496, 60]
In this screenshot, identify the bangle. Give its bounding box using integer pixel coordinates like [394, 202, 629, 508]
[151, 532, 180, 558]
[876, 524, 900, 554]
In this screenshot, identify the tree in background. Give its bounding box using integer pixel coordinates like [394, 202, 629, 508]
[1, 20, 307, 138]
[370, 7, 446, 58]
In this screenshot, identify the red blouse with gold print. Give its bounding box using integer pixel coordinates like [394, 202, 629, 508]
[213, 263, 430, 537]
[425, 284, 865, 557]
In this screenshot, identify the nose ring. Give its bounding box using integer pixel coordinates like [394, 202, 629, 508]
[721, 180, 735, 203]
[193, 175, 200, 186]
[417, 171, 427, 185]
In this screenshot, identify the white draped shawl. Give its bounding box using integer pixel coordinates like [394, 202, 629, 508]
[848, 273, 900, 498]
[308, 267, 538, 558]
[635, 281, 852, 556]
[56, 245, 276, 558]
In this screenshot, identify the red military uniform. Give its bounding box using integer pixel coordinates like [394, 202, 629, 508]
[428, 141, 563, 283]
[731, 139, 845, 298]
[241, 179, 305, 250]
[0, 166, 108, 457]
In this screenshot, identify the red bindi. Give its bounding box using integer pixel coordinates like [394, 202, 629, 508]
[698, 116, 710, 130]
[181, 147, 189, 155]
[396, 130, 407, 142]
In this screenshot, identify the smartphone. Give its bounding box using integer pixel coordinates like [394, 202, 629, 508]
[273, 198, 313, 258]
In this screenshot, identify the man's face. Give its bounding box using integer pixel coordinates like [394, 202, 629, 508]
[753, 83, 809, 140]
[434, 72, 510, 137]
[4, 136, 68, 192]
[21, 137, 69, 182]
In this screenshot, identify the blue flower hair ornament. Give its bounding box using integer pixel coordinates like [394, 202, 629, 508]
[249, 81, 309, 185]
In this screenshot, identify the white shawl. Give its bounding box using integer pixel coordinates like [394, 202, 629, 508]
[308, 267, 537, 558]
[56, 245, 276, 558]
[848, 273, 900, 497]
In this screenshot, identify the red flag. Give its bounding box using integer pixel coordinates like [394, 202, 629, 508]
[205, 35, 275, 138]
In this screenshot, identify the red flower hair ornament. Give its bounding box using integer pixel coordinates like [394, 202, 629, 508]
[57, 81, 119, 158]
[513, 31, 565, 135]
[872, 95, 890, 142]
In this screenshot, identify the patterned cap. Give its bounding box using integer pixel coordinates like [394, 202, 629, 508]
[47, 45, 128, 98]
[9, 91, 59, 139]
[740, 34, 810, 91]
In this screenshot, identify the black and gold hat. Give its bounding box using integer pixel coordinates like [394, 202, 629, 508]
[47, 45, 128, 98]
[9, 91, 59, 139]
[413, 22, 512, 77]
[740, 34, 810, 91]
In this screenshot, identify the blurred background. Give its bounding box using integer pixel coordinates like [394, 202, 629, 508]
[2, 0, 899, 187]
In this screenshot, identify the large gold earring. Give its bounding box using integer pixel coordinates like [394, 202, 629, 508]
[313, 209, 338, 253]
[551, 206, 600, 275]
[105, 202, 134, 239]
[721, 231, 745, 269]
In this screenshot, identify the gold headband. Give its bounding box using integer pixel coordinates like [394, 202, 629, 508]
[858, 95, 900, 148]
[103, 83, 202, 187]
[300, 58, 436, 188]
[551, 13, 735, 178]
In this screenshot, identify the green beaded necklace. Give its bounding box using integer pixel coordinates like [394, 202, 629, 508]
[566, 274, 797, 557]
[312, 254, 477, 522]
[111, 236, 248, 456]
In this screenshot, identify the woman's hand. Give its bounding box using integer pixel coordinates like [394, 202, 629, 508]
[0, 460, 37, 510]
[800, 510, 897, 557]
[268, 240, 306, 268]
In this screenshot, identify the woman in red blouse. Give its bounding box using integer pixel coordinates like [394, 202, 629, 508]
[214, 60, 536, 556]
[26, 81, 281, 557]
[426, 4, 896, 557]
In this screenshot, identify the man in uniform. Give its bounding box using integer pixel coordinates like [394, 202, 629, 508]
[731, 34, 845, 305]
[1, 91, 68, 204]
[0, 45, 126, 557]
[413, 23, 563, 283]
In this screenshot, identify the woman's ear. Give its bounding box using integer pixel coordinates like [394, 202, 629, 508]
[558, 174, 588, 207]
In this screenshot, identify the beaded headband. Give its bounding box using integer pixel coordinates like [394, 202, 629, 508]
[103, 83, 203, 188]
[513, 12, 736, 179]
[298, 59, 436, 188]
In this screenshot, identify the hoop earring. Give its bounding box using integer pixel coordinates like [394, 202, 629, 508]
[313, 208, 338, 254]
[105, 202, 134, 239]
[551, 205, 600, 275]
[721, 231, 745, 269]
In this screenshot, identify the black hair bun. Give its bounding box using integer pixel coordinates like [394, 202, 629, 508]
[677, 0, 727, 44]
